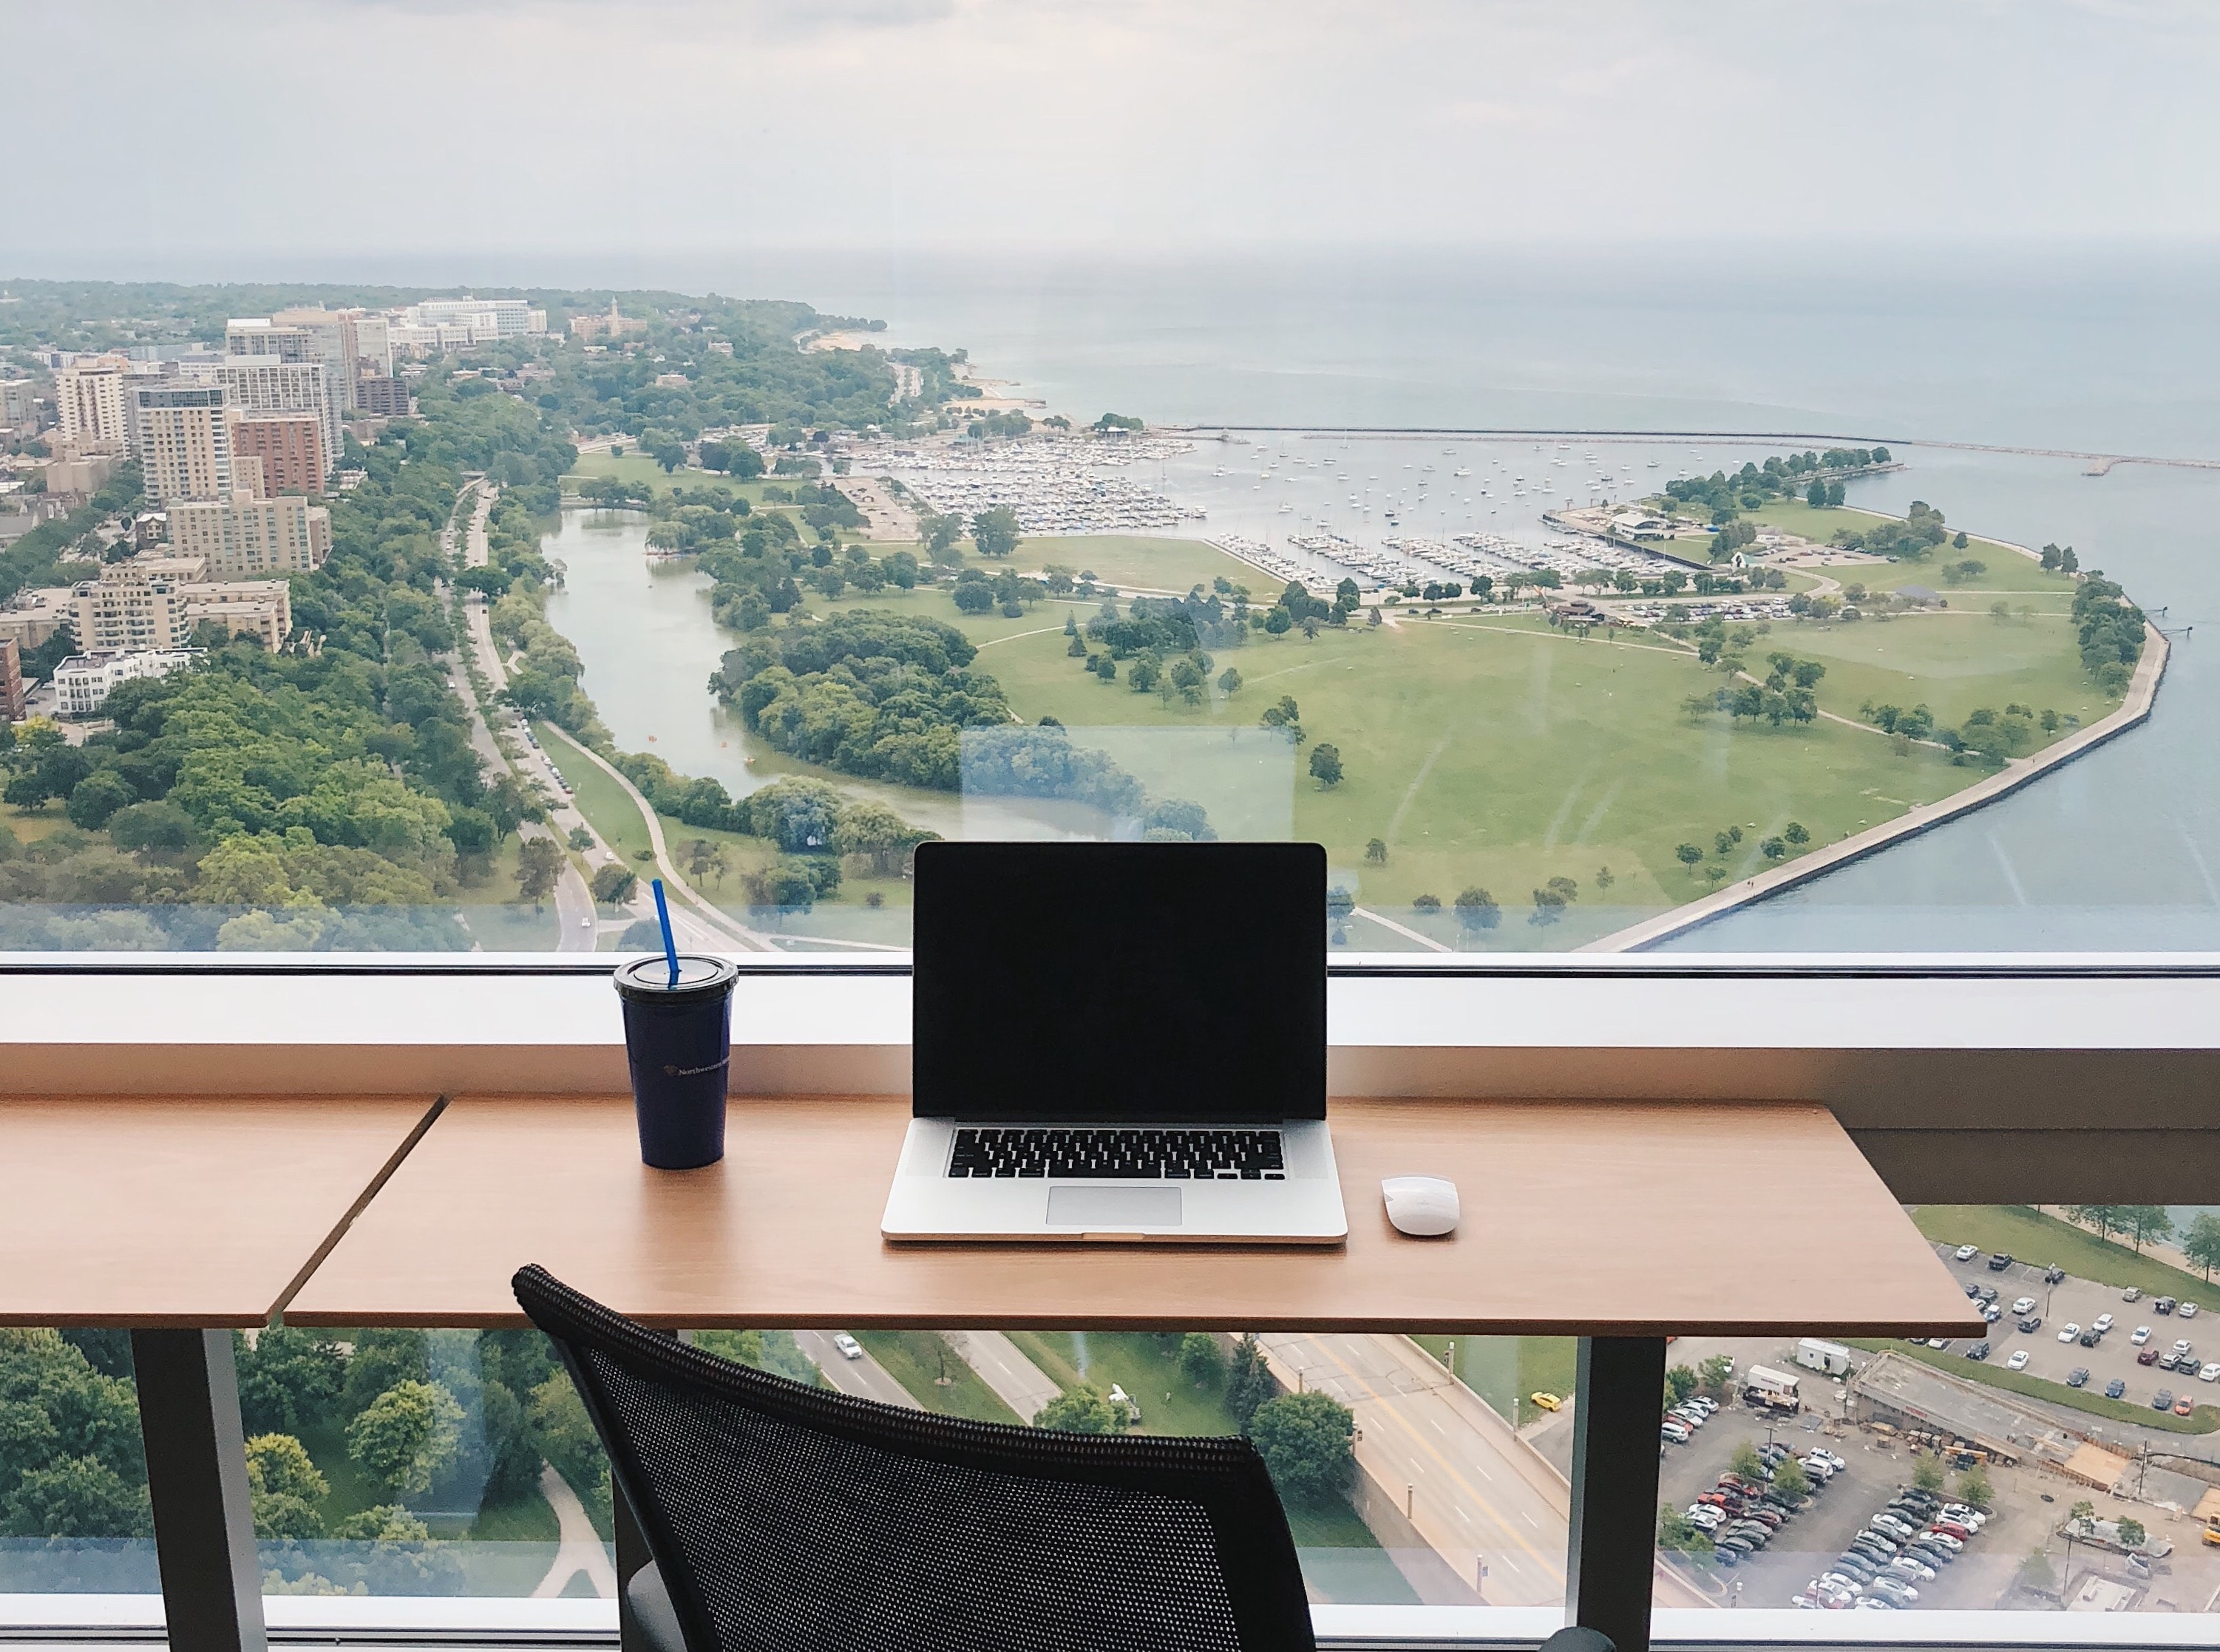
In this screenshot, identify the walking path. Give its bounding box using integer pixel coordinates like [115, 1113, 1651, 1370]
[529, 1464, 617, 1600]
[1581, 621, 2170, 951]
[943, 1330, 1062, 1420]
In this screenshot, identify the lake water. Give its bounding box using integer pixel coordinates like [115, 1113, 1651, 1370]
[549, 245, 2220, 951]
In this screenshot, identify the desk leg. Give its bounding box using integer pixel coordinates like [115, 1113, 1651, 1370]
[131, 1330, 267, 1652]
[1566, 1336, 1666, 1652]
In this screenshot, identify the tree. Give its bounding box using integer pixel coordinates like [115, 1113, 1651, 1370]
[568, 825, 596, 852]
[1, 1455, 149, 1538]
[591, 862, 637, 906]
[1453, 886, 1500, 936]
[1665, 1365, 1698, 1405]
[1365, 838, 1387, 865]
[2182, 1213, 2220, 1280]
[1675, 842, 1704, 872]
[971, 506, 1021, 559]
[1308, 743, 1343, 787]
[234, 1325, 344, 1435]
[1248, 1391, 1354, 1502]
[2118, 1516, 2147, 1550]
[245, 1432, 329, 1540]
[952, 580, 995, 615]
[1658, 1504, 1716, 1563]
[347, 1379, 464, 1498]
[529, 1370, 602, 1494]
[2119, 1205, 2174, 1254]
[1771, 1456, 1810, 1503]
[515, 836, 563, 909]
[1217, 667, 1242, 696]
[1784, 821, 1810, 846]
[1954, 1464, 1993, 1511]
[1697, 1355, 1735, 1398]
[919, 511, 963, 564]
[1806, 479, 1827, 508]
[1730, 1441, 1765, 1481]
[1179, 1332, 1226, 1389]
[1033, 1386, 1127, 1434]
[1912, 1452, 1946, 1494]
[1224, 1333, 1272, 1428]
[66, 770, 137, 832]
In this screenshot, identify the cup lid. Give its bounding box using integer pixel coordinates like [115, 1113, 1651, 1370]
[614, 954, 741, 1003]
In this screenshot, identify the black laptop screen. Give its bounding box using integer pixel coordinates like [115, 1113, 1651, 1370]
[912, 840, 1327, 1121]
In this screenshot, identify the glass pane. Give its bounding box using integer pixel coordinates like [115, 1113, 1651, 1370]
[0, 1329, 156, 1593]
[240, 1327, 609, 1598]
[1657, 1204, 2220, 1619]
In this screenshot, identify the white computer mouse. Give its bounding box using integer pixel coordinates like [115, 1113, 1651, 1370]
[1381, 1175, 1459, 1237]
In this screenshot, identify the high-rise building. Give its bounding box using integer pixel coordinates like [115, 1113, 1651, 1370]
[132, 383, 232, 504]
[266, 308, 382, 412]
[169, 492, 330, 577]
[52, 649, 197, 718]
[58, 357, 136, 446]
[356, 375, 413, 418]
[408, 297, 546, 337]
[225, 319, 317, 362]
[0, 378, 40, 434]
[214, 357, 337, 478]
[1, 637, 24, 722]
[227, 414, 325, 497]
[350, 311, 393, 378]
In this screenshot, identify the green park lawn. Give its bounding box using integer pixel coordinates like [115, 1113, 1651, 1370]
[568, 452, 775, 508]
[1843, 1336, 2220, 1436]
[1912, 1206, 2220, 1302]
[856, 1331, 1021, 1424]
[1409, 1333, 1577, 1427]
[456, 834, 562, 951]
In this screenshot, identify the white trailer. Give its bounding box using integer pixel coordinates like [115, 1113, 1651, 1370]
[1796, 1338, 1853, 1377]
[1744, 1364, 1803, 1412]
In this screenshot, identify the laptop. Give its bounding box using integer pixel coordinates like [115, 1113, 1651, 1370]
[880, 840, 1347, 1244]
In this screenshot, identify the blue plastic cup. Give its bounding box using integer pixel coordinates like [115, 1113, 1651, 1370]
[614, 954, 741, 1169]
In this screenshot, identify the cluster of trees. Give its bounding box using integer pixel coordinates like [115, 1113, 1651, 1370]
[1831, 499, 1952, 561]
[709, 611, 1005, 792]
[1660, 449, 1889, 522]
[1032, 1333, 1355, 1505]
[954, 564, 1042, 616]
[2060, 1203, 2201, 1260]
[1405, 886, 1503, 939]
[965, 412, 1033, 441]
[0, 384, 569, 949]
[2073, 572, 2147, 693]
[2040, 543, 2082, 574]
[1674, 821, 1812, 883]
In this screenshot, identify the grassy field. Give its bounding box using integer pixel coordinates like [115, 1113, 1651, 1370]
[1406, 1333, 1576, 1427]
[856, 1330, 1022, 1424]
[457, 834, 562, 951]
[568, 452, 777, 508]
[1912, 1206, 2219, 1302]
[1844, 1335, 2220, 1435]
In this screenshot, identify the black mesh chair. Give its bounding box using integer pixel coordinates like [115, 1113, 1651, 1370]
[512, 1265, 1317, 1652]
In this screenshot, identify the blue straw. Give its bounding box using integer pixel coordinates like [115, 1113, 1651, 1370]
[651, 878, 679, 986]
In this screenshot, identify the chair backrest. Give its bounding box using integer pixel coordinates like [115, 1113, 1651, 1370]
[513, 1265, 1317, 1652]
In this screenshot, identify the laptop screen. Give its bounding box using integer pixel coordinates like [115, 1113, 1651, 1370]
[912, 840, 1327, 1121]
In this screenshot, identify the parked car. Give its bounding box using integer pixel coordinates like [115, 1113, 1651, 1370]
[2007, 1349, 2031, 1370]
[1871, 1515, 1917, 1540]
[2156, 1296, 2178, 1314]
[2068, 1367, 2091, 1387]
[1954, 1243, 1980, 1261]
[1989, 1251, 2013, 1271]
[2201, 1362, 2220, 1383]
[1967, 1340, 1992, 1360]
[1962, 1281, 1983, 1299]
[1869, 1577, 1920, 1605]
[2153, 1389, 2176, 1411]
[2059, 1322, 2082, 1342]
[2125, 1287, 2144, 1302]
[2094, 1313, 2116, 1333]
[1530, 1391, 1564, 1412]
[2107, 1379, 2128, 1398]
[2134, 1325, 2153, 1344]
[2178, 1394, 2197, 1416]
[1890, 1556, 1936, 1581]
[2174, 1339, 2193, 1355]
[2080, 1328, 2105, 1347]
[2012, 1296, 2038, 1316]
[2184, 1302, 2203, 1319]
[2046, 1265, 2068, 1284]
[2019, 1315, 2043, 1333]
[2139, 1346, 2162, 1365]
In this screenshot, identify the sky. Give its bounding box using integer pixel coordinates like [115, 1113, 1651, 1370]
[10, 0, 2220, 279]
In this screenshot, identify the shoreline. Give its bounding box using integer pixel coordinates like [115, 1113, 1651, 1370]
[1578, 620, 2170, 953]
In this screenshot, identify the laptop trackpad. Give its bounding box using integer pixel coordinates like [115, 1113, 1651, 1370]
[1047, 1186, 1183, 1228]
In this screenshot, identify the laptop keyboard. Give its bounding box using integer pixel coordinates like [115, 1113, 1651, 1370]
[948, 1126, 1286, 1180]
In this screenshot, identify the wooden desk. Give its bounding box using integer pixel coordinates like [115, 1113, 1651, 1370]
[287, 1094, 1980, 1337]
[0, 1095, 441, 1328]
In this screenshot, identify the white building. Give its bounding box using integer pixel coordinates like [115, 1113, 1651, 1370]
[58, 357, 138, 447]
[385, 297, 547, 354]
[1, 378, 41, 432]
[71, 558, 293, 653]
[169, 492, 330, 577]
[132, 382, 234, 504]
[52, 649, 199, 718]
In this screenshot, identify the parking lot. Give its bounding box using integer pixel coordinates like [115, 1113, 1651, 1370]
[1931, 1245, 2219, 1415]
[1656, 1336, 2029, 1609]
